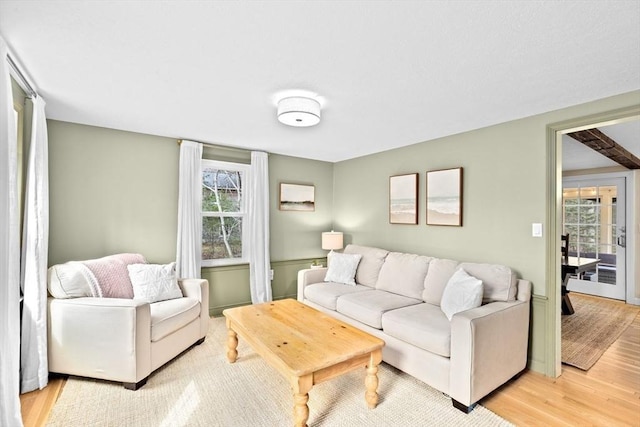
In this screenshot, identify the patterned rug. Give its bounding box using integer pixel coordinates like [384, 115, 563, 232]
[47, 317, 512, 426]
[562, 293, 639, 370]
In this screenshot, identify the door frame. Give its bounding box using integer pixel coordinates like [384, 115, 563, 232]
[545, 105, 640, 378]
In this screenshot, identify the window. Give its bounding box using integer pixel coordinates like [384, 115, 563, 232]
[562, 185, 617, 257]
[201, 159, 250, 266]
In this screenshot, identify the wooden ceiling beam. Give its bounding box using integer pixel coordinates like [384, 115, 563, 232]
[567, 128, 640, 169]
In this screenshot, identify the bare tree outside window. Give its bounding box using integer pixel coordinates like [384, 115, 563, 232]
[201, 161, 248, 265]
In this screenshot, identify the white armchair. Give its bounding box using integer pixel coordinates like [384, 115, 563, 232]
[47, 254, 209, 390]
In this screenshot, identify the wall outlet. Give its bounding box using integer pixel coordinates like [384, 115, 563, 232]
[269, 269, 274, 280]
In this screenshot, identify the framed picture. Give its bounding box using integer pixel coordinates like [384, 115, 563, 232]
[279, 183, 315, 211]
[389, 173, 418, 224]
[426, 167, 463, 226]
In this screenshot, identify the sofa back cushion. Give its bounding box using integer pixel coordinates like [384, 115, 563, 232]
[422, 258, 459, 305]
[48, 253, 147, 299]
[343, 244, 389, 287]
[376, 252, 432, 300]
[458, 262, 517, 303]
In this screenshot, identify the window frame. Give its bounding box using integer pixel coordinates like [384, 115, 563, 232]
[201, 159, 251, 267]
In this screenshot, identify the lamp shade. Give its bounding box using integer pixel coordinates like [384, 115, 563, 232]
[322, 231, 343, 250]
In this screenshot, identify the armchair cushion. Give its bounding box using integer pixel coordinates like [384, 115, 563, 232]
[150, 297, 200, 342]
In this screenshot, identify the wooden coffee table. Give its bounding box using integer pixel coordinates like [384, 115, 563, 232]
[223, 299, 385, 427]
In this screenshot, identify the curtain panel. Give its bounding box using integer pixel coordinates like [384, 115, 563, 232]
[176, 140, 203, 279]
[248, 151, 272, 303]
[20, 96, 49, 393]
[0, 36, 24, 426]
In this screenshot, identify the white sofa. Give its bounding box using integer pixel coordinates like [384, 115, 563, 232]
[47, 254, 209, 390]
[297, 244, 531, 412]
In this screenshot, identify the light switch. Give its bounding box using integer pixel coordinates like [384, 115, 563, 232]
[532, 223, 543, 237]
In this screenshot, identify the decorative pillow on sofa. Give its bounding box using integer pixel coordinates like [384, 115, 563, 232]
[127, 262, 183, 303]
[324, 253, 363, 286]
[440, 268, 484, 321]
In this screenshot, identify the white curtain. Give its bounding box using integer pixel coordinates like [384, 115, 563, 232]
[0, 37, 24, 426]
[248, 151, 271, 303]
[20, 96, 49, 393]
[176, 140, 203, 279]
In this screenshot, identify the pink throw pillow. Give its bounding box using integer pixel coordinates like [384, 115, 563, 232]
[82, 253, 147, 299]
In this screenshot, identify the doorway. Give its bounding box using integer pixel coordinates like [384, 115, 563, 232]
[562, 175, 627, 300]
[546, 105, 639, 378]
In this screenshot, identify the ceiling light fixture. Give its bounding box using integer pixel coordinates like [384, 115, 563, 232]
[277, 96, 321, 127]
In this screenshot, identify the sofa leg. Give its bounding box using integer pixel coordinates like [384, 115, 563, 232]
[123, 377, 147, 391]
[452, 399, 476, 413]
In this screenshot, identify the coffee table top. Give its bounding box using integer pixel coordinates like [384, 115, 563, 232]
[223, 299, 384, 376]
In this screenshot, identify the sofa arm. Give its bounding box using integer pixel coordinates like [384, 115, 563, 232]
[178, 278, 210, 338]
[449, 299, 530, 408]
[47, 297, 151, 384]
[297, 268, 327, 301]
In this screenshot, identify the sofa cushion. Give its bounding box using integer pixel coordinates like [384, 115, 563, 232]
[150, 297, 200, 342]
[458, 262, 517, 303]
[376, 252, 433, 300]
[128, 262, 183, 303]
[324, 253, 362, 285]
[343, 244, 389, 287]
[381, 303, 452, 357]
[422, 258, 459, 305]
[336, 289, 422, 329]
[440, 268, 484, 320]
[304, 283, 370, 310]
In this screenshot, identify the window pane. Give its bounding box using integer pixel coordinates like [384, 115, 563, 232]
[202, 216, 243, 260]
[202, 169, 242, 212]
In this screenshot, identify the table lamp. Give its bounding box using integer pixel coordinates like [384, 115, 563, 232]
[322, 230, 343, 266]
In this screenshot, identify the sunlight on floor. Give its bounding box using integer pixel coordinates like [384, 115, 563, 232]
[160, 381, 200, 427]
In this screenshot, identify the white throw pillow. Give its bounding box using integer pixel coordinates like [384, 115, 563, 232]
[324, 253, 363, 286]
[127, 262, 183, 303]
[440, 268, 484, 321]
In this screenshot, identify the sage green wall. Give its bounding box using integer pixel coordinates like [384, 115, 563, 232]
[48, 120, 179, 265]
[332, 90, 640, 374]
[47, 120, 334, 315]
[205, 153, 334, 314]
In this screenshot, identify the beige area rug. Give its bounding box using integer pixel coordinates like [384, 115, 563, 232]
[47, 317, 512, 427]
[562, 292, 639, 370]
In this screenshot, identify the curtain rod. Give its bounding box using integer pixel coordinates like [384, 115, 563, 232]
[176, 139, 253, 155]
[7, 55, 36, 98]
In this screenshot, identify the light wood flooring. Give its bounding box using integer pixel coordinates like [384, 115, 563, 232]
[20, 297, 640, 426]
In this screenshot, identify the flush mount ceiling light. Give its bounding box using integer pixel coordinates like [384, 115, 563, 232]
[277, 96, 321, 127]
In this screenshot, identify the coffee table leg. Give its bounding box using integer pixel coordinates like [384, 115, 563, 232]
[226, 327, 238, 363]
[365, 350, 382, 409]
[292, 374, 312, 427]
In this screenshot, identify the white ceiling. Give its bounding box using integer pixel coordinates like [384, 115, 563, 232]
[1, 1, 639, 163]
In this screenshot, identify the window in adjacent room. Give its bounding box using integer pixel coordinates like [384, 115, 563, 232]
[201, 159, 250, 266]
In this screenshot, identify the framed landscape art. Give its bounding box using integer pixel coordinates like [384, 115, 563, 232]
[426, 167, 463, 226]
[279, 183, 315, 211]
[389, 173, 418, 224]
